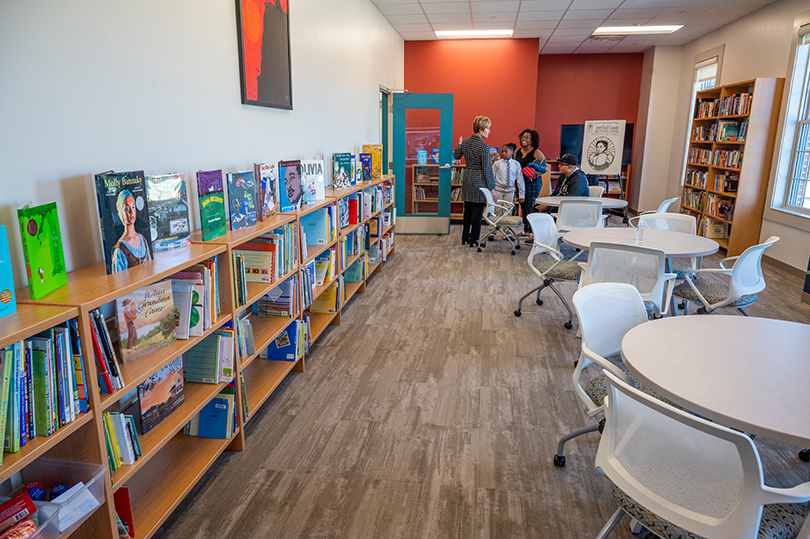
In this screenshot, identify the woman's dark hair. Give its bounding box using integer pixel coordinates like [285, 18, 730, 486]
[519, 129, 540, 150]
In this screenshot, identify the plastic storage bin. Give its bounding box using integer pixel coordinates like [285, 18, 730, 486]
[0, 498, 60, 539]
[0, 458, 106, 534]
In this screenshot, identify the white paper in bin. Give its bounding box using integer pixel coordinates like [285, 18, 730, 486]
[0, 498, 60, 539]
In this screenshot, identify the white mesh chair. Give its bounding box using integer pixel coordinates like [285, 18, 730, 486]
[594, 369, 810, 539]
[578, 242, 676, 318]
[589, 185, 605, 197]
[514, 213, 582, 329]
[557, 199, 605, 234]
[477, 188, 523, 255]
[554, 283, 650, 468]
[673, 236, 779, 316]
[635, 196, 679, 220]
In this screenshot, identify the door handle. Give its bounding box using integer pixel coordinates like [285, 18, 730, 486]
[440, 164, 452, 169]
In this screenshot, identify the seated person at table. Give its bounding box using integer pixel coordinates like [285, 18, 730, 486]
[535, 153, 589, 212]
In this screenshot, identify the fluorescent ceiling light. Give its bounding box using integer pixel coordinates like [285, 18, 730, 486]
[435, 30, 513, 39]
[592, 25, 682, 35]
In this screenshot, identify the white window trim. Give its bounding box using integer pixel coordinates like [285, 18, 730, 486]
[764, 10, 810, 231]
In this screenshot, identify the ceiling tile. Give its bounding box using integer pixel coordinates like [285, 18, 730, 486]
[564, 9, 614, 20]
[512, 29, 546, 38]
[546, 36, 587, 45]
[421, 2, 470, 14]
[470, 1, 521, 13]
[393, 22, 434, 31]
[668, 0, 726, 7]
[398, 31, 437, 39]
[472, 12, 517, 22]
[473, 21, 518, 29]
[515, 20, 559, 29]
[520, 0, 573, 10]
[385, 13, 429, 23]
[426, 13, 473, 23]
[556, 19, 602, 29]
[430, 21, 473, 30]
[518, 10, 565, 21]
[617, 0, 674, 8]
[551, 28, 593, 36]
[377, 3, 424, 15]
[569, 0, 623, 8]
[611, 7, 664, 18]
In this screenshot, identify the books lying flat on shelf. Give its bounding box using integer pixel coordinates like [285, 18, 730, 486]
[0, 227, 15, 319]
[115, 281, 177, 363]
[94, 170, 153, 275]
[16, 202, 67, 300]
[138, 357, 184, 435]
[278, 160, 304, 212]
[196, 169, 227, 241]
[254, 162, 277, 221]
[145, 173, 191, 252]
[226, 170, 258, 231]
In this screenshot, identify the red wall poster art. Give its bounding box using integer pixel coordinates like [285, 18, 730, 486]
[236, 0, 292, 110]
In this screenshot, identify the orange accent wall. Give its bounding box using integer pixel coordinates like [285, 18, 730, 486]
[404, 39, 540, 150]
[535, 54, 643, 159]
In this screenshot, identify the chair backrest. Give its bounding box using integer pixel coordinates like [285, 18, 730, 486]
[557, 199, 604, 232]
[589, 185, 605, 198]
[596, 370, 772, 539]
[579, 242, 671, 316]
[637, 212, 696, 235]
[729, 236, 779, 297]
[479, 188, 498, 218]
[655, 196, 680, 213]
[572, 283, 648, 360]
[526, 213, 559, 252]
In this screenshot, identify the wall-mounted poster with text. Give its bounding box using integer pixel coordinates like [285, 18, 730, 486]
[581, 120, 625, 176]
[236, 0, 292, 110]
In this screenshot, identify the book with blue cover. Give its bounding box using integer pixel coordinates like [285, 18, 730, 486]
[0, 226, 16, 318]
[226, 170, 257, 231]
[300, 208, 330, 246]
[359, 153, 373, 183]
[278, 160, 304, 212]
[265, 322, 299, 362]
[188, 397, 231, 439]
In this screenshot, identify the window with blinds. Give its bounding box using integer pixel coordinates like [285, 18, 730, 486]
[695, 57, 718, 91]
[784, 25, 810, 214]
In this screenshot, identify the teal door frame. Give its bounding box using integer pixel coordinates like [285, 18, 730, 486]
[393, 92, 454, 234]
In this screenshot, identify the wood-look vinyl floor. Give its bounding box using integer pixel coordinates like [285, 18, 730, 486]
[155, 224, 810, 539]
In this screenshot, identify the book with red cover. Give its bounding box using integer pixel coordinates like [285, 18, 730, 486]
[88, 315, 114, 394]
[113, 487, 134, 538]
[348, 199, 359, 225]
[0, 492, 36, 533]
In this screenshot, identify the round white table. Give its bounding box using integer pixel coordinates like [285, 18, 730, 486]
[535, 196, 628, 209]
[563, 227, 719, 258]
[622, 316, 810, 449]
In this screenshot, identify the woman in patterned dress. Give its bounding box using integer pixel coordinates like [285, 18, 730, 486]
[514, 129, 548, 242]
[453, 116, 497, 247]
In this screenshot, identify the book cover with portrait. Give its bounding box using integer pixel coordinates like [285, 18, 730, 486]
[331, 153, 352, 190]
[226, 170, 257, 231]
[94, 170, 153, 275]
[196, 169, 226, 241]
[277, 160, 304, 212]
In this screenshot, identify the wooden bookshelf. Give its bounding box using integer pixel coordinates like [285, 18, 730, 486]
[680, 78, 784, 256]
[7, 173, 396, 538]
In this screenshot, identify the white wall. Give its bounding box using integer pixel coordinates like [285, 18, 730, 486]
[658, 0, 810, 270]
[0, 0, 404, 283]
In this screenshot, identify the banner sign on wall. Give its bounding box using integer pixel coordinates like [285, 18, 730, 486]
[581, 120, 626, 176]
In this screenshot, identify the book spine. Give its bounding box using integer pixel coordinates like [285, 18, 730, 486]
[94, 175, 113, 275]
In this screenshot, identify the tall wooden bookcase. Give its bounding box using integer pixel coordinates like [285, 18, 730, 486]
[11, 175, 396, 538]
[680, 77, 783, 256]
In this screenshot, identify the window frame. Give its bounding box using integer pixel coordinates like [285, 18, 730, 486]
[782, 33, 810, 215]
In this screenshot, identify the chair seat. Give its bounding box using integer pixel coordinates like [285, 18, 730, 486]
[670, 259, 693, 280]
[612, 485, 809, 539]
[495, 216, 523, 226]
[532, 259, 582, 281]
[672, 280, 757, 308]
[586, 369, 681, 410]
[644, 301, 655, 315]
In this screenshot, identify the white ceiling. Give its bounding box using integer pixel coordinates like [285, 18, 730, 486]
[371, 0, 779, 53]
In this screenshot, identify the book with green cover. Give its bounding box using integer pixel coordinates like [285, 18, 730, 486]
[183, 333, 221, 384]
[28, 338, 53, 437]
[17, 202, 67, 300]
[0, 351, 11, 465]
[196, 170, 226, 241]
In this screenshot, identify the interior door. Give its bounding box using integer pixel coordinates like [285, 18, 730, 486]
[392, 93, 454, 234]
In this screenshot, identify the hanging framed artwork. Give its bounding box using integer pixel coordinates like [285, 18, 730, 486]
[235, 0, 293, 110]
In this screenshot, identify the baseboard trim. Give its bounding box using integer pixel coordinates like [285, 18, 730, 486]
[762, 254, 806, 278]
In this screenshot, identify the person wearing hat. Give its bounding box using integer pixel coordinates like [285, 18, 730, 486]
[535, 153, 589, 212]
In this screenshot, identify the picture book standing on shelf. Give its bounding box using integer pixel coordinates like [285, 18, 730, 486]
[361, 144, 382, 180]
[138, 357, 184, 434]
[332, 153, 352, 190]
[359, 153, 373, 183]
[226, 170, 257, 230]
[301, 159, 325, 204]
[94, 171, 153, 275]
[0, 227, 16, 318]
[145, 173, 190, 252]
[196, 169, 227, 241]
[254, 163, 277, 220]
[16, 202, 67, 300]
[115, 281, 177, 362]
[278, 160, 304, 212]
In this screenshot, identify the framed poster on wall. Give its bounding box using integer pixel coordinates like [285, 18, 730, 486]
[235, 0, 292, 110]
[581, 120, 625, 176]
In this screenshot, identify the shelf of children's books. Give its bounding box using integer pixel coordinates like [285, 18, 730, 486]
[243, 266, 299, 308]
[716, 237, 729, 250]
[289, 197, 336, 217]
[714, 140, 746, 145]
[306, 310, 338, 344]
[110, 380, 227, 491]
[242, 358, 300, 419]
[693, 115, 719, 121]
[126, 430, 233, 539]
[189, 216, 297, 249]
[369, 235, 380, 247]
[344, 280, 363, 305]
[719, 113, 750, 119]
[383, 201, 394, 210]
[383, 225, 395, 236]
[681, 205, 703, 213]
[371, 209, 383, 219]
[343, 253, 362, 271]
[16, 244, 226, 311]
[708, 189, 738, 198]
[704, 213, 734, 224]
[99, 315, 233, 411]
[684, 184, 706, 191]
[340, 222, 363, 238]
[309, 275, 338, 305]
[386, 244, 395, 257]
[324, 180, 379, 199]
[686, 162, 711, 168]
[301, 240, 337, 266]
[0, 410, 95, 485]
[710, 165, 742, 172]
[0, 304, 78, 350]
[690, 139, 714, 144]
[367, 261, 381, 275]
[240, 314, 298, 369]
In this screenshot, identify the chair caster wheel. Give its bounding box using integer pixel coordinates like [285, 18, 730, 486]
[553, 454, 566, 468]
[697, 307, 707, 314]
[516, 244, 521, 250]
[477, 248, 482, 253]
[800, 449, 809, 462]
[536, 299, 543, 306]
[678, 301, 686, 310]
[511, 251, 516, 256]
[514, 310, 521, 317]
[564, 322, 573, 330]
